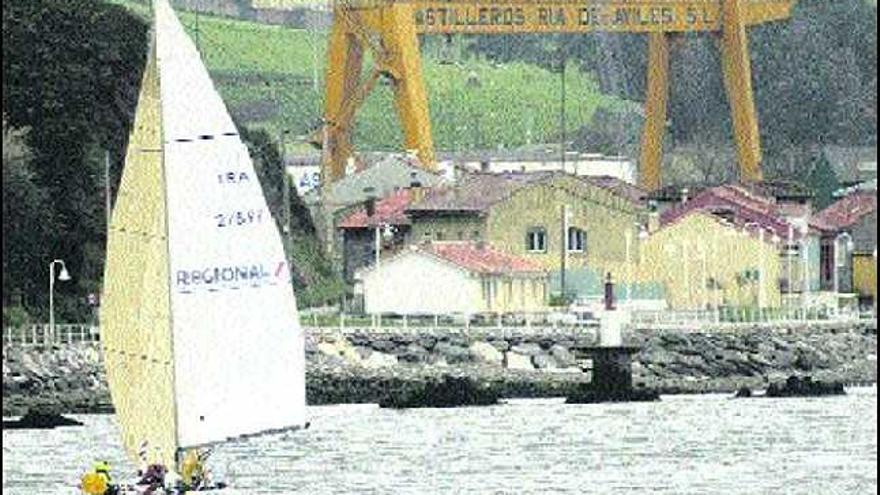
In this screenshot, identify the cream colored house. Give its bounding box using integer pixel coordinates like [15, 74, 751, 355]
[359, 242, 548, 315]
[639, 212, 783, 310]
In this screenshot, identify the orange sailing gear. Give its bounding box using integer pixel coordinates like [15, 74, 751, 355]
[81, 472, 108, 495]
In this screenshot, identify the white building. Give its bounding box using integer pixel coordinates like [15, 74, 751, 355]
[436, 148, 637, 185]
[358, 242, 548, 315]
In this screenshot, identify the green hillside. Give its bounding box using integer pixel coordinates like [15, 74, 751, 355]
[110, 0, 627, 152]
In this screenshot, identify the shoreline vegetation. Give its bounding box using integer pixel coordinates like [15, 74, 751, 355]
[2, 321, 876, 416]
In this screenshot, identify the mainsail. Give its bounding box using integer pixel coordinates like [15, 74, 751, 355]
[101, 0, 306, 468]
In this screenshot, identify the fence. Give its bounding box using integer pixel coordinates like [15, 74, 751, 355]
[2, 324, 99, 347]
[630, 306, 876, 329]
[3, 308, 875, 347]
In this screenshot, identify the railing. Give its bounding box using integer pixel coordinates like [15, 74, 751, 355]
[3, 308, 875, 347]
[2, 324, 100, 347]
[630, 306, 876, 329]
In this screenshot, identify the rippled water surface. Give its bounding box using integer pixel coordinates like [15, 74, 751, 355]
[4, 388, 877, 494]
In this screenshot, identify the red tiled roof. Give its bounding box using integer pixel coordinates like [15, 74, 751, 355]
[419, 242, 545, 275]
[582, 175, 647, 207]
[408, 172, 554, 213]
[338, 189, 415, 228]
[813, 191, 878, 230]
[408, 171, 645, 214]
[660, 184, 812, 240]
[660, 210, 783, 245]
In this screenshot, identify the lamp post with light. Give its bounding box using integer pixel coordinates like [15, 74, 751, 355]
[49, 259, 71, 343]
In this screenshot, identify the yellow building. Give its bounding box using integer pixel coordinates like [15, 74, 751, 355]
[638, 212, 782, 310]
[407, 172, 649, 299]
[853, 254, 877, 307]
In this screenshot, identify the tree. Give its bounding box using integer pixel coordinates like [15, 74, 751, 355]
[805, 151, 841, 210]
[3, 0, 149, 321]
[2, 119, 54, 318]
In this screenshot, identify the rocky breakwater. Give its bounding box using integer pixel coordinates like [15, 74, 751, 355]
[629, 320, 878, 394]
[305, 328, 599, 406]
[3, 344, 112, 417]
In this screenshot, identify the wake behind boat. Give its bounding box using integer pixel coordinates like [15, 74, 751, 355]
[80, 0, 307, 493]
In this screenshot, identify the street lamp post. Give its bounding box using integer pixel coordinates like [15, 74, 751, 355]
[49, 259, 71, 344]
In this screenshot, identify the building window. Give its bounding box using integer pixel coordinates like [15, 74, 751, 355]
[423, 231, 432, 241]
[820, 242, 834, 286]
[472, 230, 481, 241]
[457, 231, 464, 240]
[435, 231, 444, 241]
[567, 227, 586, 253]
[526, 228, 547, 253]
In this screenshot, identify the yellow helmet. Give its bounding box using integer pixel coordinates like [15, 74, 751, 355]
[180, 450, 203, 483]
[93, 460, 111, 474]
[81, 472, 108, 494]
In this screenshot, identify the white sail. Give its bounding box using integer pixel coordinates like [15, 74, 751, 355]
[102, 0, 306, 466]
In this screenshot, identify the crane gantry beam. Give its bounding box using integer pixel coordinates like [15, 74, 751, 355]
[303, 0, 798, 190]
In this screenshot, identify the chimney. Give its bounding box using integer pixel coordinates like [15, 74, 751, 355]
[363, 186, 377, 217]
[409, 171, 425, 203]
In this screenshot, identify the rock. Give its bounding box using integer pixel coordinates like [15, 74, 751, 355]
[510, 343, 543, 356]
[487, 339, 510, 352]
[434, 342, 472, 364]
[532, 353, 558, 370]
[396, 343, 430, 364]
[553, 367, 584, 374]
[417, 335, 438, 350]
[370, 339, 397, 353]
[317, 342, 342, 357]
[734, 386, 752, 398]
[362, 352, 397, 368]
[549, 344, 576, 367]
[469, 342, 503, 365]
[353, 346, 373, 360]
[641, 347, 676, 365]
[504, 352, 534, 370]
[2, 409, 83, 429]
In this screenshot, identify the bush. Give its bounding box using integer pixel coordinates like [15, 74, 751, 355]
[3, 305, 32, 327]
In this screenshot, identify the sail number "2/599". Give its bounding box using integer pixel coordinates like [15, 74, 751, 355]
[215, 209, 264, 228]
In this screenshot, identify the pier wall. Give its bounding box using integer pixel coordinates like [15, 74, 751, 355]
[2, 321, 876, 415]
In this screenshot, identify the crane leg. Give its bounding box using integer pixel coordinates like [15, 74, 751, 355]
[379, 3, 436, 170]
[721, 0, 763, 183]
[639, 32, 670, 192]
[324, 16, 364, 184]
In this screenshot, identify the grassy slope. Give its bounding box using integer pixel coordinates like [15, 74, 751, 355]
[111, 0, 624, 152]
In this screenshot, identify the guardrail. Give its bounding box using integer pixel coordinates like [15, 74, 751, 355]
[3, 308, 875, 347]
[630, 307, 876, 329]
[2, 324, 99, 347]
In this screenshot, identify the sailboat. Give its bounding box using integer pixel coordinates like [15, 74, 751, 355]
[93, 0, 306, 491]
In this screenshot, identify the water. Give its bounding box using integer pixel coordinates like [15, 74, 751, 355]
[4, 388, 877, 495]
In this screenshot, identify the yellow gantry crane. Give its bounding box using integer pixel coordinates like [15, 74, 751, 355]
[309, 0, 797, 191]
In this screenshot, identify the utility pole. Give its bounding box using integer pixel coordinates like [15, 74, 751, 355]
[560, 204, 569, 303]
[559, 45, 566, 173]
